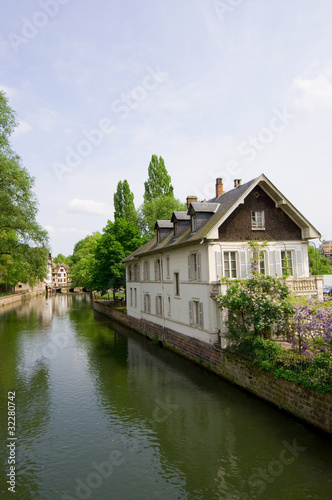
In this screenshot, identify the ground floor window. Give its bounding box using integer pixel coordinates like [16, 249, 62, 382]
[189, 300, 204, 328]
[144, 293, 151, 313]
[156, 295, 163, 316]
[281, 250, 293, 276]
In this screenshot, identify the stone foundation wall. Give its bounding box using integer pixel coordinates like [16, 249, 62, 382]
[93, 300, 332, 435]
[0, 289, 45, 308]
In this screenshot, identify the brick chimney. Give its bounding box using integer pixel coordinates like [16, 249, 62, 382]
[215, 178, 223, 197]
[234, 179, 242, 188]
[186, 195, 198, 208]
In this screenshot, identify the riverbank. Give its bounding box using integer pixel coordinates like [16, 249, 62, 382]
[0, 289, 46, 309]
[93, 299, 332, 435]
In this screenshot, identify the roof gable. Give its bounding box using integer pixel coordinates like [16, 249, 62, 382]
[123, 173, 320, 261]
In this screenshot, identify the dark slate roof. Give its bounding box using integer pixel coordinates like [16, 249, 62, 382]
[123, 174, 321, 262]
[188, 202, 220, 214]
[155, 220, 173, 229]
[171, 211, 190, 221]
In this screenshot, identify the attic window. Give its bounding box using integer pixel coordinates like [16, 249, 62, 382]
[254, 191, 260, 199]
[174, 222, 178, 237]
[251, 210, 265, 230]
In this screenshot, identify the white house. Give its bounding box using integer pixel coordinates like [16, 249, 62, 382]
[123, 174, 321, 347]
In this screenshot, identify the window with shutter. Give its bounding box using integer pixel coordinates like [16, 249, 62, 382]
[224, 251, 237, 278]
[215, 251, 223, 280]
[296, 249, 303, 277]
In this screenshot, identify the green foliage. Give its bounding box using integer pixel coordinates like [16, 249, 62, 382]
[216, 274, 293, 343]
[53, 253, 71, 266]
[113, 180, 137, 223]
[138, 154, 184, 236]
[92, 219, 145, 294]
[308, 245, 331, 275]
[0, 91, 49, 287]
[70, 232, 101, 289]
[138, 195, 187, 236]
[246, 338, 332, 394]
[143, 155, 173, 202]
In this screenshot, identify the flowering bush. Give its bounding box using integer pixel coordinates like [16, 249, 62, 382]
[286, 305, 332, 356]
[215, 274, 294, 345]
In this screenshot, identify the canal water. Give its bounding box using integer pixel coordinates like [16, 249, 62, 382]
[0, 294, 331, 500]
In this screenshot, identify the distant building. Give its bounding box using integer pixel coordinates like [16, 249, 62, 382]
[52, 262, 70, 288]
[320, 240, 332, 265]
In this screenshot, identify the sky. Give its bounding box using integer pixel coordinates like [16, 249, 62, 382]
[1, 0, 332, 256]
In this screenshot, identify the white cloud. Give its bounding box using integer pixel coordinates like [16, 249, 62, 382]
[66, 199, 112, 216]
[12, 119, 32, 137]
[293, 66, 332, 112]
[0, 83, 15, 97]
[44, 225, 56, 235]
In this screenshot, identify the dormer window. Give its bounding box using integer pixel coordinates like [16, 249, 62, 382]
[251, 210, 265, 230]
[191, 214, 196, 232]
[174, 222, 178, 237]
[156, 229, 160, 242]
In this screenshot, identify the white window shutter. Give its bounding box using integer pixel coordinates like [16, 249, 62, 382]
[268, 250, 276, 277]
[296, 249, 303, 277]
[199, 302, 204, 328]
[189, 301, 194, 325]
[275, 251, 282, 277]
[188, 255, 192, 281]
[215, 251, 223, 280]
[240, 251, 249, 279]
[197, 253, 201, 281]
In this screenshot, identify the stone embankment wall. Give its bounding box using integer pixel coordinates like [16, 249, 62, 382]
[93, 300, 332, 435]
[0, 290, 44, 307]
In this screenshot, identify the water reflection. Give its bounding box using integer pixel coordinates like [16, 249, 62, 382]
[0, 294, 331, 500]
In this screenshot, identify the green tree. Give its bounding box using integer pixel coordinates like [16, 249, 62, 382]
[138, 195, 187, 236]
[113, 180, 137, 223]
[139, 155, 186, 236]
[92, 219, 145, 296]
[70, 232, 101, 289]
[143, 155, 173, 201]
[53, 253, 71, 266]
[308, 245, 331, 275]
[0, 91, 49, 288]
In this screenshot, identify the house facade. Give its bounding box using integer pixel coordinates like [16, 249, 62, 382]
[124, 174, 321, 346]
[52, 262, 70, 288]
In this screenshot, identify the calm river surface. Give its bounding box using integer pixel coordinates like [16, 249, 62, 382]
[0, 294, 331, 500]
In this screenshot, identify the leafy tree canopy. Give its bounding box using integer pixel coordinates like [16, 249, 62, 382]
[0, 91, 49, 287]
[308, 245, 331, 275]
[143, 155, 174, 202]
[138, 195, 187, 237]
[92, 219, 146, 295]
[53, 253, 71, 266]
[113, 179, 137, 224]
[70, 232, 101, 289]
